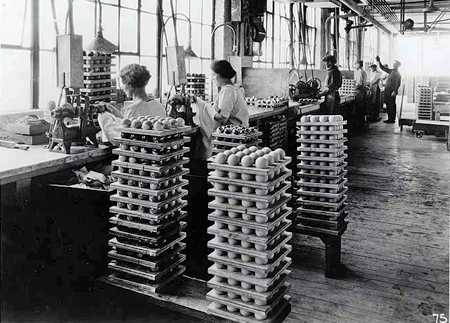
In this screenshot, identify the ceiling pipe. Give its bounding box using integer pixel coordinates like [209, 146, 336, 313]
[324, 13, 357, 55]
[338, 0, 393, 34]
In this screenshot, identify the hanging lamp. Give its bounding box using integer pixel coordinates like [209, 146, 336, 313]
[85, 0, 118, 54]
[423, 0, 440, 13]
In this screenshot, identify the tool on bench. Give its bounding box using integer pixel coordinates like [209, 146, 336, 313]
[0, 140, 29, 150]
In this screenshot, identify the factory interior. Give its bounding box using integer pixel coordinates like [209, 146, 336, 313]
[0, 0, 449, 322]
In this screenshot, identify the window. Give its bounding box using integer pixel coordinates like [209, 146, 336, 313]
[1, 0, 214, 112]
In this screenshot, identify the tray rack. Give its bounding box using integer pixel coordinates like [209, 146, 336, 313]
[211, 127, 263, 155]
[294, 115, 348, 278]
[105, 125, 192, 295]
[82, 54, 116, 103]
[206, 150, 292, 322]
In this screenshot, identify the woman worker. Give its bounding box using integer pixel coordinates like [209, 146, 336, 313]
[98, 64, 166, 143]
[192, 60, 249, 159]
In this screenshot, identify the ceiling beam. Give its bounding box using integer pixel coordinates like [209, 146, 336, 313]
[338, 0, 393, 33]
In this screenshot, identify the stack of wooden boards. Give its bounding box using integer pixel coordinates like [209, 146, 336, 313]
[206, 148, 293, 322]
[260, 115, 288, 151]
[81, 52, 116, 103]
[416, 85, 433, 120]
[294, 115, 348, 278]
[185, 73, 207, 100]
[105, 123, 191, 294]
[212, 126, 262, 155]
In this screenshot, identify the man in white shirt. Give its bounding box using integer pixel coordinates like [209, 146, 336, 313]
[368, 64, 382, 122]
[353, 60, 367, 130]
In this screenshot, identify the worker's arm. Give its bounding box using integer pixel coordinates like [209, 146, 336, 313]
[376, 56, 392, 74]
[105, 103, 124, 118]
[214, 87, 235, 125]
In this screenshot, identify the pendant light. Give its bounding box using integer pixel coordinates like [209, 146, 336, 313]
[85, 0, 118, 54]
[423, 0, 440, 13]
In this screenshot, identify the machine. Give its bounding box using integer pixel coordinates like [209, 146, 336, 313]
[47, 93, 105, 154]
[289, 76, 322, 101]
[167, 92, 195, 126]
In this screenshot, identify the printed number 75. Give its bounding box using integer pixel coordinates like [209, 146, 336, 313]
[434, 314, 448, 323]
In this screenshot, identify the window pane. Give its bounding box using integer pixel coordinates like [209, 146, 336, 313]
[120, 8, 138, 52]
[201, 25, 211, 58]
[266, 15, 273, 39]
[190, 0, 202, 23]
[1, 49, 31, 112]
[141, 13, 157, 56]
[177, 0, 190, 17]
[119, 55, 139, 71]
[142, 0, 158, 12]
[1, 0, 27, 45]
[102, 5, 119, 48]
[266, 38, 273, 63]
[273, 39, 279, 64]
[102, 0, 119, 5]
[176, 19, 189, 49]
[140, 56, 158, 96]
[73, 1, 95, 41]
[188, 58, 201, 74]
[203, 0, 212, 25]
[40, 0, 57, 50]
[121, 0, 138, 9]
[191, 22, 202, 58]
[39, 51, 59, 108]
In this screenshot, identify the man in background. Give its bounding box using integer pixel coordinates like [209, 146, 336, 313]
[376, 56, 402, 123]
[354, 60, 368, 130]
[319, 55, 342, 115]
[368, 64, 382, 122]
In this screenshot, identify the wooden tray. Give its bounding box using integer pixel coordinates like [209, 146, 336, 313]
[212, 139, 262, 147]
[208, 220, 291, 246]
[111, 179, 188, 197]
[206, 285, 289, 316]
[84, 71, 115, 76]
[208, 208, 291, 235]
[109, 221, 185, 245]
[83, 94, 112, 101]
[120, 126, 192, 137]
[208, 170, 292, 190]
[112, 168, 189, 185]
[80, 87, 114, 92]
[208, 263, 291, 290]
[212, 131, 263, 140]
[296, 138, 348, 144]
[296, 162, 347, 173]
[108, 232, 186, 257]
[293, 221, 348, 237]
[297, 145, 348, 153]
[108, 254, 185, 282]
[296, 129, 348, 135]
[297, 178, 347, 190]
[296, 186, 348, 199]
[105, 265, 185, 294]
[207, 233, 292, 261]
[208, 182, 291, 205]
[108, 243, 185, 272]
[83, 63, 115, 67]
[208, 248, 291, 277]
[296, 120, 347, 126]
[109, 213, 186, 234]
[297, 195, 347, 209]
[109, 200, 187, 224]
[296, 214, 347, 230]
[112, 147, 189, 162]
[207, 157, 291, 177]
[111, 189, 188, 209]
[115, 137, 186, 149]
[208, 275, 290, 305]
[296, 154, 348, 162]
[207, 295, 291, 323]
[296, 169, 347, 180]
[296, 206, 347, 221]
[108, 242, 185, 271]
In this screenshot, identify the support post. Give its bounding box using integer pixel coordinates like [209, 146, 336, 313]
[31, 0, 39, 109]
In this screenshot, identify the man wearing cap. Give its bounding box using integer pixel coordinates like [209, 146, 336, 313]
[376, 56, 402, 123]
[318, 55, 342, 115]
[353, 60, 367, 130]
[368, 64, 382, 122]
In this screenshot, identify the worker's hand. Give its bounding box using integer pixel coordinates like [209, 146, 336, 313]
[391, 91, 397, 97]
[190, 96, 198, 104]
[375, 55, 380, 62]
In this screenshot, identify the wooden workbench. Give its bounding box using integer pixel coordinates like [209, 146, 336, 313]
[0, 145, 112, 185]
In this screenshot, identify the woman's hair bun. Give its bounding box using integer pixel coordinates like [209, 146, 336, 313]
[210, 60, 236, 79]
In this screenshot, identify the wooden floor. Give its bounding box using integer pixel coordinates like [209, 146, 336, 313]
[2, 113, 448, 323]
[289, 114, 449, 323]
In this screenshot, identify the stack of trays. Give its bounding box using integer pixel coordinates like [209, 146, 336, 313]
[416, 85, 433, 120]
[295, 115, 349, 236]
[212, 125, 262, 155]
[260, 115, 288, 151]
[206, 147, 292, 322]
[339, 79, 356, 96]
[82, 51, 116, 103]
[185, 73, 207, 100]
[246, 96, 289, 109]
[106, 120, 191, 294]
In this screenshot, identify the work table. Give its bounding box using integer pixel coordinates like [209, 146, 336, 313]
[0, 144, 112, 185]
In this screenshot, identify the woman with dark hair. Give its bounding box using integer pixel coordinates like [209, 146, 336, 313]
[190, 60, 249, 160]
[98, 64, 165, 143]
[208, 60, 249, 126]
